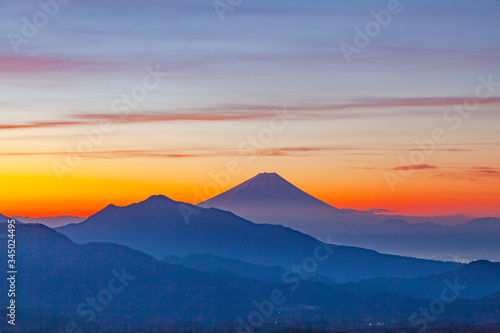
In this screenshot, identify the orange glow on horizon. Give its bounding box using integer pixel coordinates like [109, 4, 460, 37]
[2, 166, 499, 219]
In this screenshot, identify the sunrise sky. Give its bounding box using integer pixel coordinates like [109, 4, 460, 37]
[1, 0, 499, 218]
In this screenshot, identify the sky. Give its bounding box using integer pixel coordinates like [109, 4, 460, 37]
[1, 0, 499, 218]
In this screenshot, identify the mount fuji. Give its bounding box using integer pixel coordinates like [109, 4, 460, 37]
[198, 172, 374, 225]
[198, 173, 500, 261]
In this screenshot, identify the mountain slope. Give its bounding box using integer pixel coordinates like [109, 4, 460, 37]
[57, 195, 460, 282]
[316, 217, 500, 262]
[197, 173, 500, 262]
[163, 253, 334, 284]
[163, 253, 287, 282]
[198, 172, 373, 224]
[13, 215, 85, 227]
[339, 260, 500, 300]
[1, 224, 498, 332]
[460, 217, 500, 231]
[0, 224, 352, 330]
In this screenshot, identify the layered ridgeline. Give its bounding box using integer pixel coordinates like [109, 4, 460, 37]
[166, 253, 500, 300]
[320, 217, 500, 262]
[337, 260, 500, 300]
[57, 195, 460, 282]
[1, 224, 499, 332]
[198, 173, 500, 262]
[13, 215, 85, 228]
[0, 224, 356, 331]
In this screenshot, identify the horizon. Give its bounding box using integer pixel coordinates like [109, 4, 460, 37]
[6, 171, 498, 222]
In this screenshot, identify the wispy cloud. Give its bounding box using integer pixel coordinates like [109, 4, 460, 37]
[0, 121, 84, 130]
[0, 149, 211, 159]
[77, 111, 280, 123]
[1, 145, 485, 160]
[189, 97, 500, 113]
[3, 96, 500, 132]
[0, 112, 277, 131]
[435, 166, 500, 182]
[392, 164, 438, 171]
[0, 54, 116, 75]
[470, 167, 500, 175]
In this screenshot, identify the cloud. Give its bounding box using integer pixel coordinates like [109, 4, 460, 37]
[1, 145, 491, 160]
[0, 54, 115, 75]
[2, 96, 500, 132]
[76, 111, 279, 123]
[0, 150, 209, 159]
[0, 112, 279, 131]
[366, 208, 395, 214]
[0, 147, 358, 159]
[0, 146, 382, 159]
[350, 166, 383, 170]
[392, 164, 438, 171]
[0, 121, 85, 130]
[341, 208, 396, 215]
[186, 97, 500, 114]
[470, 167, 500, 175]
[434, 166, 500, 182]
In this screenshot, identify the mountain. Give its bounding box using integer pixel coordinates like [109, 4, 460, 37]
[316, 218, 500, 262]
[0, 223, 352, 331]
[344, 210, 474, 226]
[197, 173, 500, 262]
[339, 260, 500, 300]
[13, 215, 86, 227]
[1, 224, 498, 332]
[0, 214, 23, 226]
[167, 254, 500, 300]
[163, 253, 287, 282]
[460, 217, 500, 231]
[198, 172, 374, 224]
[163, 253, 334, 284]
[57, 195, 460, 282]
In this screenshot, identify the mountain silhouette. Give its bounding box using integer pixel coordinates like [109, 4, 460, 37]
[166, 254, 500, 300]
[197, 173, 500, 261]
[198, 172, 374, 224]
[1, 224, 498, 332]
[163, 253, 334, 284]
[339, 260, 500, 300]
[461, 217, 500, 230]
[57, 195, 460, 282]
[13, 215, 85, 227]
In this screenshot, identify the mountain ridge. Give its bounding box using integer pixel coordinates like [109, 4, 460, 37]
[2, 224, 497, 332]
[198, 172, 374, 224]
[57, 194, 461, 282]
[197, 173, 500, 261]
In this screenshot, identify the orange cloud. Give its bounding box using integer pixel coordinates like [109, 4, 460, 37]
[2, 96, 500, 132]
[0, 145, 484, 159]
[392, 164, 438, 171]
